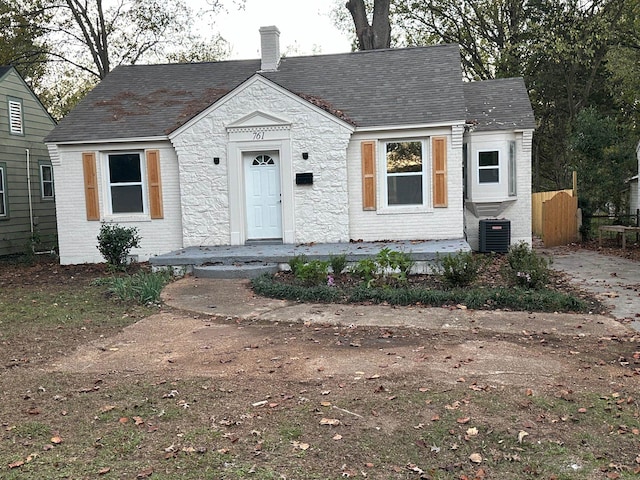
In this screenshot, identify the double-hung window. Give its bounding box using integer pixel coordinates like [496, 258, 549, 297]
[385, 140, 425, 206]
[478, 150, 499, 184]
[40, 164, 54, 199]
[0, 164, 6, 217]
[107, 152, 144, 214]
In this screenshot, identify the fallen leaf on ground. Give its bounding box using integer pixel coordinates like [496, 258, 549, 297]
[50, 435, 63, 444]
[469, 453, 483, 463]
[518, 430, 529, 443]
[320, 418, 341, 426]
[8, 460, 24, 469]
[137, 467, 153, 478]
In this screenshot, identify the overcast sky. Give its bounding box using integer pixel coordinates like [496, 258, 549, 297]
[195, 0, 353, 59]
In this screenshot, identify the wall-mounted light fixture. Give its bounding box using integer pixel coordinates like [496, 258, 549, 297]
[302, 152, 309, 160]
[213, 157, 220, 165]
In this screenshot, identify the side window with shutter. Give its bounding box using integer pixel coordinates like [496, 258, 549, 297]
[432, 137, 448, 207]
[82, 152, 100, 220]
[361, 141, 376, 210]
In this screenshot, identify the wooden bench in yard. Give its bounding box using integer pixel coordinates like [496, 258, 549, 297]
[598, 225, 640, 249]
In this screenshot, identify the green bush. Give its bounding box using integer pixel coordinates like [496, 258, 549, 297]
[329, 254, 348, 275]
[108, 269, 173, 304]
[97, 224, 141, 270]
[502, 242, 550, 290]
[294, 260, 330, 286]
[376, 248, 414, 280]
[351, 248, 414, 286]
[288, 255, 308, 276]
[435, 251, 487, 288]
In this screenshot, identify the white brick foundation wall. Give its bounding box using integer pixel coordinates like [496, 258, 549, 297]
[49, 142, 183, 265]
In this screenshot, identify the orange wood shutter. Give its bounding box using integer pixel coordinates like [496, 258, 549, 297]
[432, 137, 448, 208]
[82, 152, 100, 221]
[361, 141, 376, 210]
[146, 149, 163, 219]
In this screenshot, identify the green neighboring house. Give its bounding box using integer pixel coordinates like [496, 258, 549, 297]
[0, 66, 57, 256]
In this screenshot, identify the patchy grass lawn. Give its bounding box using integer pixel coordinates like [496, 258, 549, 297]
[1, 255, 640, 479]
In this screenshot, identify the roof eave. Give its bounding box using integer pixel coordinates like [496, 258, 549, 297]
[45, 135, 170, 146]
[354, 120, 467, 133]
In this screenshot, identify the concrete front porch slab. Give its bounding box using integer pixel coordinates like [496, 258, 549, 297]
[149, 239, 470, 271]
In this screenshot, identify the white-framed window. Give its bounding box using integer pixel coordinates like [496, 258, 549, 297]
[478, 150, 499, 184]
[384, 140, 426, 206]
[40, 164, 54, 199]
[8, 98, 23, 135]
[508, 141, 517, 196]
[106, 152, 146, 214]
[0, 163, 7, 217]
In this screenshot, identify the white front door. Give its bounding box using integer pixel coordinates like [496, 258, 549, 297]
[244, 152, 282, 240]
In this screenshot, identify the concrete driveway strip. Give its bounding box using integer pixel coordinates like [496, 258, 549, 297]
[162, 276, 631, 338]
[547, 248, 640, 332]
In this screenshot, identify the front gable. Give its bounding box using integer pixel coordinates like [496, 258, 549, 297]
[169, 75, 354, 140]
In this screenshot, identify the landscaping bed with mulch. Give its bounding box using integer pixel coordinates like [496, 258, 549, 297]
[252, 250, 607, 314]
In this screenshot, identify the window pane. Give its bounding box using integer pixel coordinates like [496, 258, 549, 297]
[387, 141, 422, 173]
[479, 169, 499, 183]
[109, 154, 141, 183]
[42, 165, 52, 181]
[0, 169, 4, 215]
[388, 175, 422, 205]
[479, 151, 499, 167]
[111, 185, 143, 213]
[43, 182, 53, 198]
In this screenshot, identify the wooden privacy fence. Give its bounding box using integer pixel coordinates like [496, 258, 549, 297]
[532, 189, 579, 247]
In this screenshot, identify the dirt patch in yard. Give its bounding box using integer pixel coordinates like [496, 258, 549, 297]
[2, 256, 640, 479]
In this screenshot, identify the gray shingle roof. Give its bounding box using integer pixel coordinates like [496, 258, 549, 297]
[45, 44, 533, 143]
[0, 66, 13, 80]
[463, 77, 535, 131]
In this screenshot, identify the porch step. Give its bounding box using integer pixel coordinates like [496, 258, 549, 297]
[193, 263, 280, 279]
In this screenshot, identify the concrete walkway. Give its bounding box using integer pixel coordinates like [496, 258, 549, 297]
[545, 248, 640, 332]
[158, 245, 640, 335]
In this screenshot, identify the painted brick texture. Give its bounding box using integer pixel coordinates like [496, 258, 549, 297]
[171, 79, 353, 246]
[50, 143, 182, 264]
[347, 127, 465, 241]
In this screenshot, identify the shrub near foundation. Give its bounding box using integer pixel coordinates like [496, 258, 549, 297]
[97, 223, 141, 271]
[435, 251, 488, 288]
[502, 242, 550, 289]
[252, 247, 592, 313]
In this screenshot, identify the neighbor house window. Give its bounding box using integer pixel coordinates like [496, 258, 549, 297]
[478, 150, 499, 183]
[508, 141, 516, 196]
[107, 152, 144, 214]
[40, 164, 54, 199]
[385, 140, 424, 205]
[8, 98, 23, 135]
[0, 164, 6, 217]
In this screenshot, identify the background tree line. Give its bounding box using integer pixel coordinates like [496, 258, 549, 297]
[341, 0, 639, 216]
[0, 0, 232, 118]
[1, 0, 638, 215]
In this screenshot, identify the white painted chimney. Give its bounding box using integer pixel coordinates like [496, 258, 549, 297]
[259, 25, 280, 72]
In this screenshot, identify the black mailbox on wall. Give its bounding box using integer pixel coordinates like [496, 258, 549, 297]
[296, 172, 313, 185]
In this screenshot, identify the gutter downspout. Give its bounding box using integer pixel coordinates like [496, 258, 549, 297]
[26, 148, 34, 239]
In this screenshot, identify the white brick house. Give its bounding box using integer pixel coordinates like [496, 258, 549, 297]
[45, 26, 535, 265]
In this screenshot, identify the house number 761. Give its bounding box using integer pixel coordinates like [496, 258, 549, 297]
[252, 131, 264, 140]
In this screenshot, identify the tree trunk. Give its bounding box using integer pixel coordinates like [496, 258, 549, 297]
[346, 0, 391, 50]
